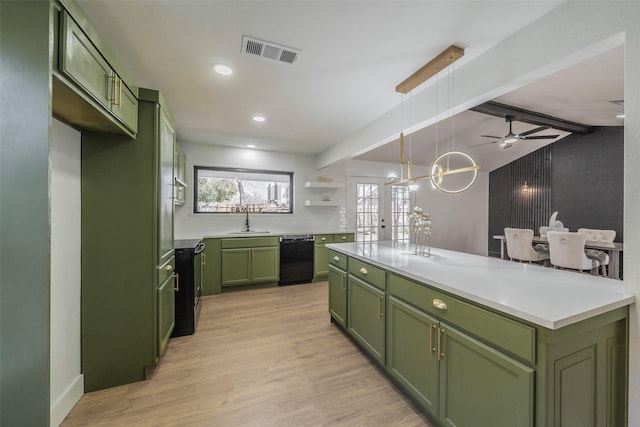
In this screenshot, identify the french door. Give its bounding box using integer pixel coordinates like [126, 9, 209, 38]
[348, 177, 412, 243]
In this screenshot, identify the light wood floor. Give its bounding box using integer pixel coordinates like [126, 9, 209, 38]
[62, 281, 433, 426]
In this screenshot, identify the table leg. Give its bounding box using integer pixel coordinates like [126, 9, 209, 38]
[608, 250, 620, 279]
[500, 239, 506, 260]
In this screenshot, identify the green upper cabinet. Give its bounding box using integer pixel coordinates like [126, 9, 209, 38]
[110, 81, 138, 132]
[53, 7, 138, 137]
[174, 144, 187, 206]
[59, 11, 111, 109]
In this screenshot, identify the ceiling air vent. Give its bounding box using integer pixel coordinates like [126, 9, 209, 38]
[241, 36, 301, 65]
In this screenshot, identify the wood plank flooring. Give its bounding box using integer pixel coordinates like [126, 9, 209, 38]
[62, 281, 433, 426]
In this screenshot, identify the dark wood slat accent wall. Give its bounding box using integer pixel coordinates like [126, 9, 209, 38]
[488, 126, 623, 258]
[509, 146, 552, 232]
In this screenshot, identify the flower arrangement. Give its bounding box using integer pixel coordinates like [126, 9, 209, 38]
[410, 206, 433, 256]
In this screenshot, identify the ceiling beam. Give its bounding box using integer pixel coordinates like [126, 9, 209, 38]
[396, 45, 464, 94]
[470, 101, 593, 134]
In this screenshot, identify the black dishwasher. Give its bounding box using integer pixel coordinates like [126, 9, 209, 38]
[172, 239, 205, 337]
[279, 235, 314, 285]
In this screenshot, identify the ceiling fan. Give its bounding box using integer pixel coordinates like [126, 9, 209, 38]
[471, 115, 560, 149]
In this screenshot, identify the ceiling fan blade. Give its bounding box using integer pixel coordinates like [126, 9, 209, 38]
[480, 135, 503, 139]
[521, 134, 560, 140]
[469, 141, 498, 148]
[519, 126, 549, 137]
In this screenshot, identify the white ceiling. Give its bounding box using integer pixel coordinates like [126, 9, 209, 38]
[77, 1, 623, 171]
[356, 45, 624, 171]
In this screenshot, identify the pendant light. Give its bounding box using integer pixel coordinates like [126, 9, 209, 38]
[387, 45, 478, 193]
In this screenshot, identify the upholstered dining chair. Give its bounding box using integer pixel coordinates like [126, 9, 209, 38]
[546, 231, 600, 274]
[539, 225, 569, 239]
[538, 225, 569, 252]
[504, 228, 550, 263]
[577, 228, 616, 277]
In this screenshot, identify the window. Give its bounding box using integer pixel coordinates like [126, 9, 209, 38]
[194, 166, 293, 213]
[391, 185, 411, 242]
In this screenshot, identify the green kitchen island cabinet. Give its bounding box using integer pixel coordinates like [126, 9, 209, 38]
[327, 250, 348, 327]
[347, 258, 387, 365]
[327, 241, 632, 427]
[313, 233, 354, 281]
[81, 88, 176, 392]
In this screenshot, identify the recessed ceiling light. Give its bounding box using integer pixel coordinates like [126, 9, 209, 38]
[253, 116, 266, 122]
[212, 63, 233, 76]
[247, 144, 256, 148]
[616, 114, 625, 119]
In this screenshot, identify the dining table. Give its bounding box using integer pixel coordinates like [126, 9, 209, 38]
[493, 234, 624, 279]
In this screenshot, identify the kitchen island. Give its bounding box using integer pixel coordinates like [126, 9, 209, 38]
[326, 241, 633, 427]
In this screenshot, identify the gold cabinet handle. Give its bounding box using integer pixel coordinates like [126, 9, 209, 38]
[321, 237, 326, 241]
[377, 295, 384, 319]
[116, 75, 122, 107]
[341, 236, 347, 240]
[333, 256, 340, 262]
[359, 267, 368, 275]
[438, 328, 445, 360]
[164, 264, 174, 271]
[432, 299, 448, 311]
[202, 253, 206, 265]
[430, 324, 437, 355]
[174, 273, 180, 292]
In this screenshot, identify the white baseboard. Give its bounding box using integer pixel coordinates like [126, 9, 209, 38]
[50, 374, 84, 427]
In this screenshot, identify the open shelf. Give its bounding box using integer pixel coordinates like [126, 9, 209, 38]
[304, 181, 344, 190]
[304, 200, 342, 207]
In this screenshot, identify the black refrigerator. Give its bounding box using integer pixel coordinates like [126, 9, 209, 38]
[172, 239, 205, 337]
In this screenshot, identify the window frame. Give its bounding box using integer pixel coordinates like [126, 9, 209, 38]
[193, 166, 294, 214]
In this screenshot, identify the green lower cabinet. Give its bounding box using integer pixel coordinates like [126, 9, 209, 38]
[387, 296, 439, 414]
[387, 296, 533, 427]
[328, 265, 347, 327]
[202, 238, 222, 295]
[542, 315, 628, 427]
[347, 275, 385, 364]
[313, 242, 330, 279]
[438, 324, 534, 427]
[157, 273, 176, 359]
[221, 248, 251, 286]
[251, 246, 279, 282]
[221, 246, 279, 287]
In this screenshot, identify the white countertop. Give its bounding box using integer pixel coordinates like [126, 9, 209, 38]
[199, 230, 354, 239]
[326, 241, 635, 330]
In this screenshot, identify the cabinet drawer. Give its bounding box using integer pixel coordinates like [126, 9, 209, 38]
[349, 258, 385, 291]
[314, 234, 334, 244]
[221, 237, 279, 249]
[334, 233, 354, 243]
[389, 273, 536, 365]
[328, 250, 348, 271]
